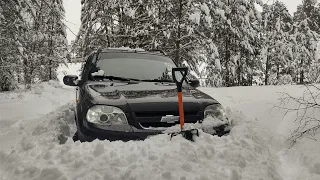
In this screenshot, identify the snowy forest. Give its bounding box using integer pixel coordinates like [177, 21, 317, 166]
[1, 0, 320, 91]
[0, 0, 69, 91]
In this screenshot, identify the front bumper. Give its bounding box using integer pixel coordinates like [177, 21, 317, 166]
[78, 121, 165, 142]
[77, 120, 230, 142]
[77, 110, 205, 142]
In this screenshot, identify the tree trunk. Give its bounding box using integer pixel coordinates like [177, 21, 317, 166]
[48, 5, 54, 80]
[300, 58, 304, 84]
[247, 56, 253, 86]
[49, 59, 52, 80]
[48, 31, 53, 80]
[300, 70, 304, 84]
[23, 58, 31, 89]
[237, 63, 241, 86]
[276, 63, 280, 80]
[225, 40, 230, 87]
[265, 49, 270, 85]
[105, 21, 111, 47]
[237, 51, 241, 86]
[224, 0, 230, 87]
[175, 0, 182, 65]
[17, 67, 21, 83]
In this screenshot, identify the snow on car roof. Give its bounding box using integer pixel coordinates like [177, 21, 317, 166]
[98, 47, 166, 56]
[101, 47, 146, 52]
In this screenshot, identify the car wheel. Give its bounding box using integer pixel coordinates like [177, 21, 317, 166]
[74, 114, 96, 142]
[72, 115, 79, 142]
[72, 131, 79, 142]
[73, 116, 95, 142]
[77, 130, 96, 142]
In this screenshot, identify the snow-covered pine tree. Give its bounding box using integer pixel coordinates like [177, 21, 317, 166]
[76, 0, 94, 57]
[39, 0, 68, 81]
[261, 1, 293, 85]
[163, 0, 217, 68]
[317, 3, 320, 33]
[263, 1, 293, 85]
[22, 0, 68, 83]
[232, 0, 262, 86]
[18, 0, 47, 87]
[205, 0, 262, 87]
[76, 0, 157, 56]
[1, 0, 68, 91]
[292, 0, 319, 84]
[0, 0, 32, 90]
[76, 0, 219, 76]
[0, 1, 16, 91]
[70, 40, 82, 58]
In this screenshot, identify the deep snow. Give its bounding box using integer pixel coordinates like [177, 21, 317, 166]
[0, 63, 319, 180]
[0, 103, 283, 180]
[199, 85, 320, 180]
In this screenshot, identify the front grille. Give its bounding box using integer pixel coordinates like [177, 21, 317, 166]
[133, 111, 202, 129]
[140, 119, 198, 128]
[134, 111, 198, 117]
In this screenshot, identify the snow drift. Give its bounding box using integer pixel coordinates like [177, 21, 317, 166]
[0, 102, 282, 180]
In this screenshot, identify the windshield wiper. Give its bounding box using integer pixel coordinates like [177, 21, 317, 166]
[141, 79, 174, 83]
[93, 75, 141, 83]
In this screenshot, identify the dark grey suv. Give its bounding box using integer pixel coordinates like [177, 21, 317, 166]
[63, 48, 230, 142]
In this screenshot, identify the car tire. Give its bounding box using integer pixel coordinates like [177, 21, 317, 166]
[72, 131, 79, 142]
[77, 130, 96, 142]
[74, 115, 96, 142]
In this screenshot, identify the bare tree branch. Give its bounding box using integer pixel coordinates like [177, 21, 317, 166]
[271, 84, 320, 148]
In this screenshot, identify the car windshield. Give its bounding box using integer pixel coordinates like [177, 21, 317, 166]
[89, 52, 183, 82]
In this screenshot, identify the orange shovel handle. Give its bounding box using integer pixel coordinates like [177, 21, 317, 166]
[178, 92, 184, 130]
[172, 67, 188, 131]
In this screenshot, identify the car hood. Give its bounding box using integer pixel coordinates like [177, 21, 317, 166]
[84, 81, 218, 113]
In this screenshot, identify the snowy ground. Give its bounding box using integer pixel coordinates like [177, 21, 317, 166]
[200, 85, 320, 180]
[0, 63, 319, 180]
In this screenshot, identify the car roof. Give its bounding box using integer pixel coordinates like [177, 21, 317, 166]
[98, 47, 167, 56]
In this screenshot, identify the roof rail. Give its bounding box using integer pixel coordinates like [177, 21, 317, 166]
[148, 49, 167, 56]
[93, 47, 167, 56]
[100, 47, 145, 52]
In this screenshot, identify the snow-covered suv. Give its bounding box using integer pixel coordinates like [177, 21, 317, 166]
[63, 48, 230, 142]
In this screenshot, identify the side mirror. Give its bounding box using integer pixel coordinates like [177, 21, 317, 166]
[63, 75, 79, 86]
[188, 79, 200, 88]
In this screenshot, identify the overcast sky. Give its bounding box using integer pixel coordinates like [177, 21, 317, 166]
[63, 0, 304, 45]
[63, 0, 81, 45]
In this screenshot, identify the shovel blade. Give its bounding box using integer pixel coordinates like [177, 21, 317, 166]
[170, 129, 199, 142]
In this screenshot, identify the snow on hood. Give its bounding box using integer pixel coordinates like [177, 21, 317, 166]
[85, 81, 217, 102]
[91, 70, 105, 76]
[0, 104, 282, 180]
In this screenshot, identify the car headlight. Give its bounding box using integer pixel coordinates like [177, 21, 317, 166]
[204, 104, 229, 122]
[86, 105, 128, 125]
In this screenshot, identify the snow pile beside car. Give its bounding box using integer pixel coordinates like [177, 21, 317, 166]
[0, 102, 282, 180]
[277, 132, 320, 180]
[200, 85, 320, 180]
[0, 80, 76, 152]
